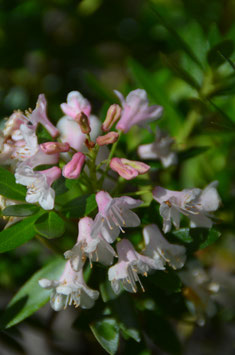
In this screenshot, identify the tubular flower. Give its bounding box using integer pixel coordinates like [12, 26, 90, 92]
[15, 166, 61, 210]
[108, 239, 164, 294]
[114, 89, 163, 133]
[39, 261, 99, 311]
[57, 114, 101, 152]
[28, 94, 59, 137]
[179, 261, 220, 326]
[40, 142, 70, 155]
[142, 224, 186, 270]
[110, 158, 150, 180]
[62, 152, 86, 179]
[64, 217, 116, 271]
[91, 191, 142, 243]
[60, 91, 91, 118]
[153, 182, 220, 233]
[138, 129, 177, 168]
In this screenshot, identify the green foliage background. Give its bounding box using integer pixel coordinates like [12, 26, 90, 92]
[0, 0, 234, 354]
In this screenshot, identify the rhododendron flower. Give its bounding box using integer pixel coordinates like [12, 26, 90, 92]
[114, 89, 163, 133]
[110, 158, 150, 180]
[39, 261, 99, 311]
[28, 94, 59, 137]
[143, 224, 186, 270]
[57, 115, 100, 151]
[138, 129, 177, 168]
[91, 191, 142, 243]
[64, 217, 116, 271]
[60, 91, 91, 118]
[63, 152, 86, 179]
[108, 239, 164, 294]
[179, 261, 219, 326]
[153, 182, 220, 233]
[15, 166, 61, 210]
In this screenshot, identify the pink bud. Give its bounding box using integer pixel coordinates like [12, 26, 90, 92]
[40, 142, 70, 155]
[96, 132, 119, 146]
[110, 158, 150, 180]
[102, 104, 121, 132]
[75, 112, 91, 134]
[62, 152, 85, 179]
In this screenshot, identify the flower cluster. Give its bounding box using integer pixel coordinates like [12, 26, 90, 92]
[0, 89, 220, 323]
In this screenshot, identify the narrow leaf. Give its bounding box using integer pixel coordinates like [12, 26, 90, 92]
[0, 258, 66, 329]
[0, 211, 44, 253]
[90, 318, 119, 355]
[0, 167, 26, 201]
[61, 193, 97, 218]
[34, 211, 65, 239]
[2, 204, 40, 217]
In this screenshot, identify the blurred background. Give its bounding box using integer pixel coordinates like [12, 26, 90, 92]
[0, 0, 235, 354]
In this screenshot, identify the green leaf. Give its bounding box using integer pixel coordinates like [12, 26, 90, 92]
[34, 211, 65, 239]
[90, 318, 119, 355]
[0, 258, 66, 329]
[150, 5, 202, 68]
[61, 193, 97, 218]
[172, 228, 221, 251]
[207, 40, 234, 67]
[2, 204, 40, 217]
[0, 167, 26, 201]
[172, 228, 193, 243]
[0, 211, 44, 253]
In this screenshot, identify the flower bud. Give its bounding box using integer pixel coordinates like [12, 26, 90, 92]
[75, 112, 91, 134]
[62, 152, 86, 179]
[102, 104, 121, 132]
[40, 142, 70, 155]
[96, 132, 119, 146]
[85, 138, 96, 149]
[110, 158, 150, 180]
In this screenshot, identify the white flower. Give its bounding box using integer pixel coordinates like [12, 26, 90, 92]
[142, 224, 186, 270]
[39, 261, 99, 311]
[138, 129, 177, 168]
[64, 217, 116, 271]
[15, 166, 61, 210]
[153, 182, 220, 233]
[179, 261, 219, 326]
[108, 239, 165, 294]
[60, 91, 91, 118]
[91, 191, 142, 243]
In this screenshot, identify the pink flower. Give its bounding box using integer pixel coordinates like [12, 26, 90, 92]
[62, 152, 86, 179]
[39, 261, 99, 311]
[91, 191, 142, 243]
[108, 239, 164, 294]
[96, 132, 119, 146]
[110, 158, 150, 180]
[40, 142, 70, 155]
[153, 182, 221, 233]
[29, 94, 59, 137]
[138, 129, 177, 168]
[15, 166, 61, 210]
[143, 224, 186, 270]
[64, 217, 116, 271]
[57, 115, 100, 151]
[114, 89, 163, 133]
[60, 91, 91, 118]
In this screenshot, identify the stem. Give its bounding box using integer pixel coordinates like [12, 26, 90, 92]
[176, 110, 200, 144]
[98, 130, 122, 188]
